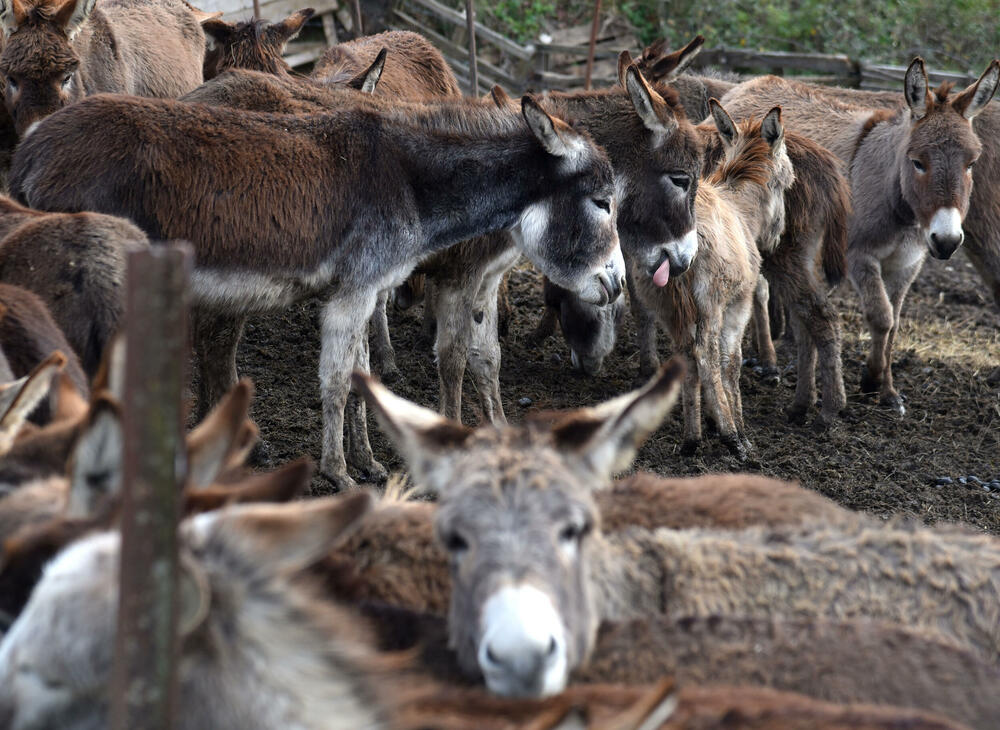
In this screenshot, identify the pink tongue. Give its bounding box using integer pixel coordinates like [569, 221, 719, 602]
[652, 259, 671, 287]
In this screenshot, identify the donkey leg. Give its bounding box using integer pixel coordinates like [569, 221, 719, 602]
[434, 278, 476, 423]
[192, 309, 246, 420]
[786, 313, 817, 425]
[319, 289, 376, 491]
[679, 349, 702, 456]
[530, 306, 558, 343]
[694, 311, 743, 459]
[751, 275, 780, 384]
[420, 279, 438, 346]
[721, 294, 753, 452]
[810, 293, 847, 427]
[849, 254, 893, 399]
[368, 288, 400, 383]
[345, 332, 388, 485]
[878, 261, 923, 414]
[627, 269, 659, 379]
[468, 263, 512, 425]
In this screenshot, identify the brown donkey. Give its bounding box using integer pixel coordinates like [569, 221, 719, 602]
[0, 0, 211, 136]
[201, 8, 315, 80]
[631, 102, 793, 458]
[9, 92, 626, 490]
[0, 195, 149, 376]
[721, 58, 1000, 413]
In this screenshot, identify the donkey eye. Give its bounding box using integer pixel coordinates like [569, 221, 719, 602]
[6, 77, 17, 93]
[967, 160, 977, 173]
[669, 174, 691, 192]
[911, 159, 926, 174]
[558, 522, 587, 544]
[444, 531, 468, 553]
[61, 74, 73, 90]
[591, 197, 611, 213]
[85, 471, 110, 491]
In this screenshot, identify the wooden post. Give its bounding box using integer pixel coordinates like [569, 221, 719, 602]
[109, 244, 192, 730]
[465, 0, 478, 95]
[584, 0, 601, 90]
[252, 0, 260, 19]
[350, 0, 363, 36]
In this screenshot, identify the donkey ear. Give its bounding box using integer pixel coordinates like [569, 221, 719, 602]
[182, 0, 222, 24]
[91, 331, 125, 402]
[904, 58, 929, 120]
[267, 7, 315, 47]
[490, 84, 512, 108]
[183, 456, 313, 514]
[625, 64, 678, 137]
[352, 371, 472, 493]
[178, 551, 211, 637]
[186, 378, 256, 489]
[617, 50, 635, 87]
[0, 0, 26, 34]
[50, 371, 89, 423]
[65, 394, 122, 518]
[649, 34, 705, 81]
[200, 493, 374, 573]
[522, 95, 586, 161]
[550, 358, 684, 483]
[761, 106, 784, 150]
[0, 352, 66, 454]
[952, 60, 1000, 121]
[53, 0, 98, 38]
[200, 18, 234, 51]
[709, 98, 737, 146]
[347, 47, 386, 94]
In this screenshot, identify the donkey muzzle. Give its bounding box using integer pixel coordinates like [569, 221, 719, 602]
[926, 207, 964, 260]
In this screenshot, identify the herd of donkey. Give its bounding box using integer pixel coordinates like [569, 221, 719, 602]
[0, 0, 1000, 725]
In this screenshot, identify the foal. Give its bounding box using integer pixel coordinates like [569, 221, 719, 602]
[631, 102, 793, 458]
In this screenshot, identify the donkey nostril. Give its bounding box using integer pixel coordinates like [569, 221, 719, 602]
[547, 636, 558, 657]
[486, 645, 500, 666]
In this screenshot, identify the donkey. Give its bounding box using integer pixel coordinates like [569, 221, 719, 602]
[720, 59, 1000, 413]
[0, 0, 211, 136]
[9, 92, 626, 490]
[625, 42, 851, 426]
[630, 102, 793, 458]
[0, 284, 87, 417]
[201, 8, 315, 80]
[0, 196, 149, 376]
[0, 492, 969, 730]
[356, 360, 1000, 697]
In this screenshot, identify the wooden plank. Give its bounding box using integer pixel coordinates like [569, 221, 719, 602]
[284, 40, 329, 67]
[400, 0, 533, 59]
[108, 244, 192, 730]
[202, 0, 339, 22]
[695, 48, 856, 76]
[534, 42, 620, 59]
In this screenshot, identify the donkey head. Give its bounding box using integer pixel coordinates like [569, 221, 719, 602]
[708, 101, 795, 253]
[201, 8, 315, 80]
[0, 0, 96, 135]
[541, 276, 624, 376]
[898, 58, 999, 260]
[613, 58, 703, 287]
[635, 35, 705, 82]
[514, 96, 625, 307]
[0, 492, 374, 729]
[354, 358, 684, 698]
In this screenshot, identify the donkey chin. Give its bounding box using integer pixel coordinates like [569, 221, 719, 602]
[925, 207, 965, 260]
[476, 584, 570, 698]
[561, 244, 627, 307]
[645, 228, 699, 287]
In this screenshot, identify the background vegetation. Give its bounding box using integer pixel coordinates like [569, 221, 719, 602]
[474, 0, 1000, 73]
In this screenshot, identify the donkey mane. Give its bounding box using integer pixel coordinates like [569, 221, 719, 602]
[707, 119, 774, 187]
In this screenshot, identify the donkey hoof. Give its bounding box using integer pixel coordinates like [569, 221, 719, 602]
[318, 471, 360, 494]
[756, 365, 781, 386]
[786, 406, 808, 425]
[880, 393, 906, 416]
[354, 460, 389, 486]
[859, 370, 882, 395]
[679, 439, 700, 457]
[721, 434, 749, 462]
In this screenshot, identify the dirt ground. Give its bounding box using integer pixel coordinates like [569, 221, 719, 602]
[237, 249, 1000, 533]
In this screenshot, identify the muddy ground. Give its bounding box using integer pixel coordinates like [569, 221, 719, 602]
[237, 251, 1000, 533]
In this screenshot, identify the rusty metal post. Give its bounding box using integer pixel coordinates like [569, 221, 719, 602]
[351, 0, 363, 36]
[465, 0, 478, 95]
[109, 244, 192, 730]
[584, 0, 601, 90]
